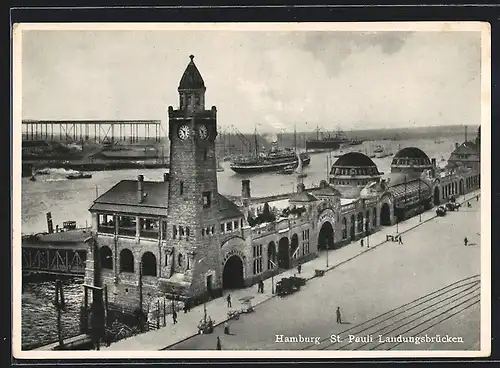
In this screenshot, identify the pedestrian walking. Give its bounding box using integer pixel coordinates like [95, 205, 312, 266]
[476, 195, 479, 201]
[224, 322, 230, 335]
[360, 238, 364, 247]
[261, 280, 264, 293]
[216, 336, 222, 350]
[297, 264, 302, 274]
[336, 307, 342, 324]
[227, 294, 232, 308]
[183, 300, 188, 314]
[172, 310, 178, 324]
[464, 237, 469, 246]
[398, 236, 403, 245]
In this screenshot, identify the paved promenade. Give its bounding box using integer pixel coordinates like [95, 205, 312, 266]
[102, 190, 480, 351]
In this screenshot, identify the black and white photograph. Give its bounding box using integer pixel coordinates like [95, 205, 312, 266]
[12, 22, 491, 358]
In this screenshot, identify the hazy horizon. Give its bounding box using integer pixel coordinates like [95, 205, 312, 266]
[20, 26, 483, 134]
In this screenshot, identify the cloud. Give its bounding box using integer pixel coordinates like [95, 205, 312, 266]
[21, 30, 481, 134]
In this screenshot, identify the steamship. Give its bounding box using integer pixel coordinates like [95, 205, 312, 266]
[230, 141, 311, 174]
[306, 127, 363, 153]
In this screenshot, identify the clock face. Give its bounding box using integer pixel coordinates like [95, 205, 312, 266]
[177, 125, 191, 140]
[197, 125, 209, 140]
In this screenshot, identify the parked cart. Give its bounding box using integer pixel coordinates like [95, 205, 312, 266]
[238, 296, 255, 313]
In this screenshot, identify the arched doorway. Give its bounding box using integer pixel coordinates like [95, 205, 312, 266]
[380, 203, 391, 226]
[267, 241, 276, 269]
[222, 255, 244, 289]
[119, 249, 134, 273]
[318, 221, 334, 250]
[100, 246, 113, 270]
[278, 237, 290, 269]
[459, 180, 465, 195]
[291, 234, 299, 259]
[434, 187, 440, 206]
[141, 251, 157, 276]
[350, 215, 355, 240]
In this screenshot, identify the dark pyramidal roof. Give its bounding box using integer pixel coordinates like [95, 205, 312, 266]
[333, 152, 377, 167]
[178, 55, 206, 90]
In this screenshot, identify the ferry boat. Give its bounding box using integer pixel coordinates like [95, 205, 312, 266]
[230, 148, 311, 174]
[230, 127, 311, 174]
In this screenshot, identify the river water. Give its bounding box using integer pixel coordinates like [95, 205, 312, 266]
[20, 136, 461, 349]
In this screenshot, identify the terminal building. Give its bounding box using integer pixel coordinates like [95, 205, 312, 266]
[84, 55, 481, 319]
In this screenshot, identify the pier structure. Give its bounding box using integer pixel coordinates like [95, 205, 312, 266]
[22, 119, 164, 144]
[22, 229, 91, 277]
[81, 55, 481, 325]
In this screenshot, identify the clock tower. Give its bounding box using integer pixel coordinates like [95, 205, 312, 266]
[164, 55, 222, 298]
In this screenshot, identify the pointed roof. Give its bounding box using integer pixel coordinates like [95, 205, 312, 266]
[178, 55, 206, 90]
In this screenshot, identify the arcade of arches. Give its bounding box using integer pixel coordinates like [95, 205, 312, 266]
[222, 255, 244, 289]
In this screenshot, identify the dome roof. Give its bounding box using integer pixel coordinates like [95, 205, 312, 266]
[289, 191, 318, 203]
[178, 55, 206, 90]
[393, 147, 430, 161]
[314, 185, 341, 197]
[333, 152, 377, 167]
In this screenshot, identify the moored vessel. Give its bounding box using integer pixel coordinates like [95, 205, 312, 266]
[66, 172, 93, 180]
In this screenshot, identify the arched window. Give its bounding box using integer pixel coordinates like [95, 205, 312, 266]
[141, 252, 157, 277]
[100, 246, 113, 270]
[120, 249, 134, 273]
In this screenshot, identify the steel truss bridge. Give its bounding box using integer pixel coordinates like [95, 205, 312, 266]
[22, 244, 87, 277]
[22, 120, 165, 143]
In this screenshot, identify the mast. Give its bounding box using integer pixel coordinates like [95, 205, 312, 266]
[465, 125, 468, 142]
[254, 125, 259, 157]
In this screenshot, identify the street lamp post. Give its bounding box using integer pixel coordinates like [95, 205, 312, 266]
[269, 259, 278, 294]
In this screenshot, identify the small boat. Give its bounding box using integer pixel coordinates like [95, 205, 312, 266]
[30, 175, 36, 182]
[66, 172, 92, 180]
[36, 169, 50, 175]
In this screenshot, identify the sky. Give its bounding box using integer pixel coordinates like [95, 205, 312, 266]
[20, 27, 483, 135]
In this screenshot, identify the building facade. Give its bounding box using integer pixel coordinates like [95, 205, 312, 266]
[83, 56, 481, 320]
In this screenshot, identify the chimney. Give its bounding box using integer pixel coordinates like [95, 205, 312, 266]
[241, 180, 251, 203]
[431, 158, 436, 168]
[163, 172, 170, 182]
[297, 183, 305, 193]
[138, 175, 144, 203]
[431, 158, 436, 178]
[455, 142, 459, 149]
[319, 180, 328, 189]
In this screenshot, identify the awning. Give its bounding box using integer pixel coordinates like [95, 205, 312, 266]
[388, 180, 430, 199]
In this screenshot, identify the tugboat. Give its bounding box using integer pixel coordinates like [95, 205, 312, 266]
[66, 171, 92, 180]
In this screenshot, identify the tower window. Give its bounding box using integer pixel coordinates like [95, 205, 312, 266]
[195, 93, 201, 105]
[203, 191, 212, 208]
[180, 181, 184, 195]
